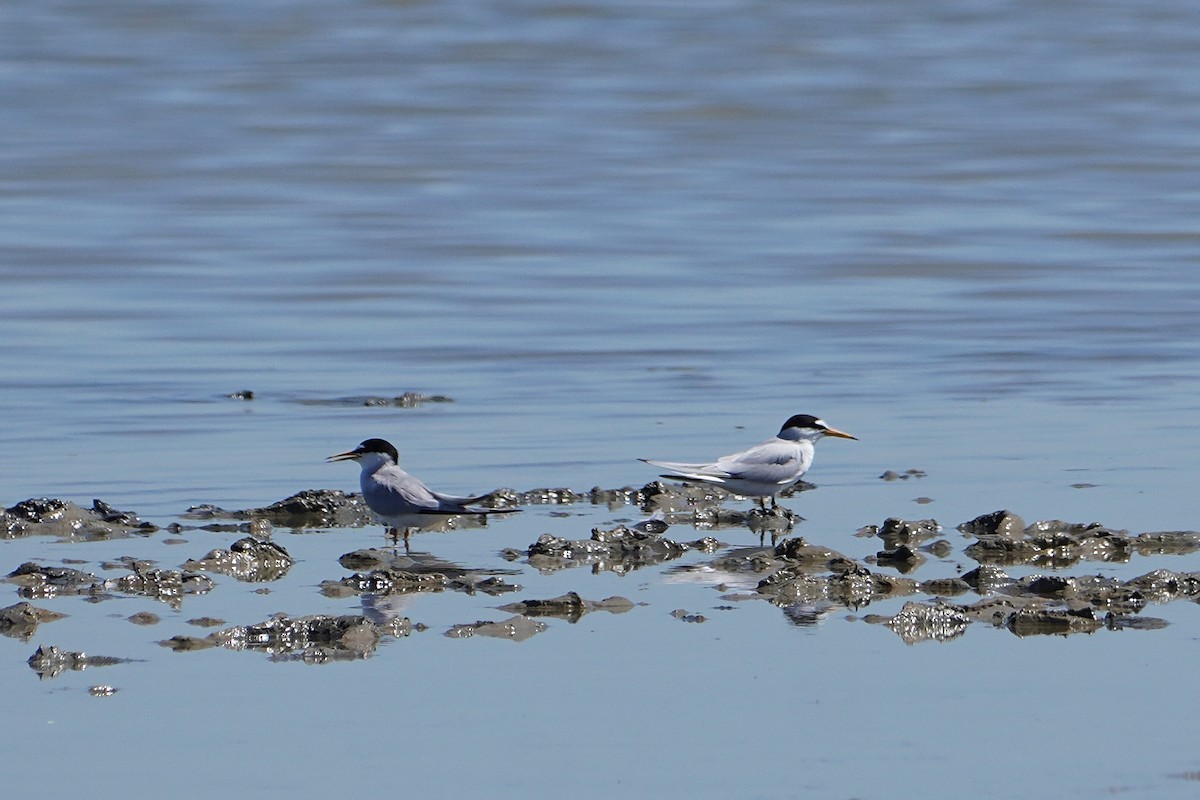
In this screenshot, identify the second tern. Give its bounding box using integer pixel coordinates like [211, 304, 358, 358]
[640, 414, 857, 509]
[327, 437, 518, 547]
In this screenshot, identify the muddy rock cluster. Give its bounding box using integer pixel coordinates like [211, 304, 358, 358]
[4, 487, 1200, 684]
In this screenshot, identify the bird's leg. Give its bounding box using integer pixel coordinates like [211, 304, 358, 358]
[385, 526, 399, 544]
[402, 528, 412, 555]
[769, 496, 779, 510]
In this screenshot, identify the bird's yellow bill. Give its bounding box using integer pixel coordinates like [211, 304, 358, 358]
[326, 450, 360, 462]
[824, 427, 857, 440]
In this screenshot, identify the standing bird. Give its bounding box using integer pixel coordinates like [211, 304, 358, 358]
[640, 414, 857, 510]
[327, 438, 518, 548]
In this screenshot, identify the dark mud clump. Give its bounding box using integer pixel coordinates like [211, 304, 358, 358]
[324, 568, 521, 599]
[183, 537, 293, 582]
[3, 498, 157, 540]
[666, 512, 1198, 644]
[113, 564, 215, 609]
[505, 524, 723, 574]
[27, 644, 136, 679]
[956, 510, 1152, 568]
[640, 482, 787, 530]
[7, 556, 214, 607]
[0, 602, 66, 640]
[741, 537, 920, 610]
[161, 612, 413, 663]
[324, 548, 523, 598]
[184, 489, 371, 531]
[6, 562, 108, 600]
[497, 591, 635, 623]
[445, 615, 547, 642]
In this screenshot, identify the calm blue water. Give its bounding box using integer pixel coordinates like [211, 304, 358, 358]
[3, 0, 1200, 797]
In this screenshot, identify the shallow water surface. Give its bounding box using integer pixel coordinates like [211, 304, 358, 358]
[3, 0, 1200, 798]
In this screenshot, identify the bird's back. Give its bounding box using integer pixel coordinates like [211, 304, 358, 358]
[712, 437, 812, 483]
[363, 463, 446, 514]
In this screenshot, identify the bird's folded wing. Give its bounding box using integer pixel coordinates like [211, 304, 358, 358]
[714, 446, 799, 484]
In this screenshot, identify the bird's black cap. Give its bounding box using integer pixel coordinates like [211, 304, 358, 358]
[780, 414, 824, 433]
[357, 438, 399, 462]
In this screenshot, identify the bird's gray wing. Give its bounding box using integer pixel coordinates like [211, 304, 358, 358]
[367, 467, 449, 514]
[712, 441, 802, 485]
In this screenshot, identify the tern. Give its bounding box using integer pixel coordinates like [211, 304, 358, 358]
[327, 438, 518, 547]
[640, 414, 857, 510]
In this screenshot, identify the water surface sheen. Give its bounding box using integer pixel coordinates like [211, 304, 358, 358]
[2, 1, 1199, 798]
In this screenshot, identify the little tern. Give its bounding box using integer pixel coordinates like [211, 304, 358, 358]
[640, 414, 857, 510]
[327, 438, 518, 547]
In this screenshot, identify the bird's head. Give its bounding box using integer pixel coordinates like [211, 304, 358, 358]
[778, 414, 857, 442]
[326, 438, 400, 465]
